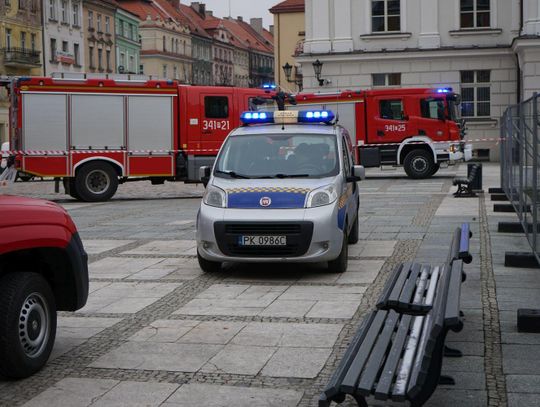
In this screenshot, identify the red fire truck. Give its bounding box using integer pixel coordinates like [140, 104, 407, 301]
[292, 88, 472, 178]
[1, 76, 271, 201]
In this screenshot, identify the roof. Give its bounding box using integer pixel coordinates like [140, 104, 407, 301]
[176, 3, 211, 38]
[269, 0, 304, 14]
[221, 18, 273, 53]
[235, 18, 273, 54]
[118, 0, 190, 32]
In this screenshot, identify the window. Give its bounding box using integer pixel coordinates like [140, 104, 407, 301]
[171, 38, 174, 53]
[20, 32, 26, 50]
[49, 0, 56, 20]
[50, 38, 56, 61]
[139, 64, 144, 74]
[88, 10, 93, 28]
[163, 64, 167, 78]
[97, 48, 102, 69]
[460, 0, 490, 28]
[72, 3, 79, 26]
[62, 40, 68, 52]
[106, 49, 110, 70]
[371, 0, 400, 32]
[74, 43, 79, 65]
[379, 100, 404, 120]
[420, 98, 445, 120]
[105, 16, 110, 33]
[18, 0, 24, 10]
[204, 96, 229, 118]
[372, 73, 401, 87]
[173, 66, 178, 79]
[461, 70, 491, 117]
[5, 0, 10, 7]
[125, 23, 130, 39]
[61, 0, 67, 23]
[31, 33, 36, 51]
[89, 45, 94, 67]
[341, 138, 352, 177]
[129, 55, 134, 72]
[163, 36, 166, 51]
[132, 25, 136, 40]
[120, 52, 125, 68]
[5, 29, 12, 50]
[97, 14, 102, 32]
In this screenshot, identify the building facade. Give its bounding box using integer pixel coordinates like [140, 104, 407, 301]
[43, 0, 85, 75]
[236, 17, 274, 87]
[201, 14, 234, 86]
[270, 0, 305, 92]
[120, 0, 191, 81]
[0, 0, 43, 143]
[299, 0, 535, 160]
[83, 0, 117, 73]
[115, 7, 140, 73]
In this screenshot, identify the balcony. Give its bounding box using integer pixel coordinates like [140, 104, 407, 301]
[2, 48, 41, 67]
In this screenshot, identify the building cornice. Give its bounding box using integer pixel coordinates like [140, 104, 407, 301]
[296, 46, 514, 63]
[511, 35, 540, 52]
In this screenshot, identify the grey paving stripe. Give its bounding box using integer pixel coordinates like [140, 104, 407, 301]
[479, 193, 508, 407]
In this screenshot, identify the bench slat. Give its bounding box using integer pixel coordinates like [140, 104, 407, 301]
[392, 315, 425, 401]
[445, 260, 463, 327]
[388, 263, 412, 307]
[322, 311, 378, 399]
[423, 265, 440, 308]
[357, 310, 401, 396]
[409, 266, 430, 311]
[446, 228, 462, 265]
[376, 263, 407, 310]
[398, 263, 422, 310]
[374, 314, 414, 400]
[340, 311, 388, 394]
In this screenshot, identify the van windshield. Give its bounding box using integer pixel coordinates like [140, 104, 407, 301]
[214, 133, 339, 179]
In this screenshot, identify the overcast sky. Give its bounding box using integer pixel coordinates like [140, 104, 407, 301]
[180, 0, 281, 28]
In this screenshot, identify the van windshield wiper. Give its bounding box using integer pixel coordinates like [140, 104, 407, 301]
[214, 170, 251, 179]
[269, 173, 310, 178]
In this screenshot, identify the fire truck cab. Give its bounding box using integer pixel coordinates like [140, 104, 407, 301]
[293, 88, 472, 179]
[1, 75, 271, 202]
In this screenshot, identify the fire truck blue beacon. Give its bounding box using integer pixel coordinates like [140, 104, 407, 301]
[196, 110, 365, 274]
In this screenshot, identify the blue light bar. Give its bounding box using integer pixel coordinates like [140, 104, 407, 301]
[261, 84, 277, 90]
[240, 111, 275, 124]
[240, 110, 335, 125]
[436, 87, 453, 93]
[298, 110, 335, 123]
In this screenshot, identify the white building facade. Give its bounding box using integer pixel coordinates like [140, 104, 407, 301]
[299, 0, 540, 160]
[42, 0, 85, 74]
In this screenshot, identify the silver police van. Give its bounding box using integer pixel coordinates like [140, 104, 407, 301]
[196, 110, 365, 274]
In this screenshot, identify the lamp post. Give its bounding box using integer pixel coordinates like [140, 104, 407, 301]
[282, 62, 303, 92]
[312, 59, 327, 86]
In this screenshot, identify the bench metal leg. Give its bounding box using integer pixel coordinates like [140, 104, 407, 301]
[351, 394, 368, 407]
[439, 375, 456, 385]
[444, 345, 463, 358]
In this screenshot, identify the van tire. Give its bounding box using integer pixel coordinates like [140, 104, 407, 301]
[328, 227, 348, 273]
[348, 212, 359, 244]
[0, 273, 57, 379]
[404, 149, 434, 179]
[75, 162, 118, 202]
[197, 250, 222, 273]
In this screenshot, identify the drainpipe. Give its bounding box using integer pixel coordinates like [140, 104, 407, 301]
[41, 0, 47, 76]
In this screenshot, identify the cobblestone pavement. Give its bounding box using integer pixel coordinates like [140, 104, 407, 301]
[1, 164, 539, 407]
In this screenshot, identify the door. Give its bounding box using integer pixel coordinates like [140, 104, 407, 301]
[367, 97, 411, 144]
[416, 97, 450, 141]
[199, 92, 233, 153]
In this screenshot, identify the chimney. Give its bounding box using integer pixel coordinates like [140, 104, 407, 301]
[205, 10, 213, 17]
[250, 17, 263, 34]
[191, 2, 205, 17]
[269, 25, 274, 35]
[237, 16, 243, 22]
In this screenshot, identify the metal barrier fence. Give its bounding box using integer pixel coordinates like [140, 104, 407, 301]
[500, 93, 540, 263]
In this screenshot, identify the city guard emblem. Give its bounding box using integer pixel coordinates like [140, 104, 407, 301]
[259, 197, 272, 207]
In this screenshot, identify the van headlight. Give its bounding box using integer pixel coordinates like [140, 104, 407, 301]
[203, 185, 227, 208]
[306, 184, 338, 208]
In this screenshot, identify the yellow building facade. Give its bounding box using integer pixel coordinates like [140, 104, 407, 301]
[270, 0, 304, 93]
[0, 0, 43, 142]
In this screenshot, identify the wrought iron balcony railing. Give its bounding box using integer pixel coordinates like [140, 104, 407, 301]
[2, 47, 41, 67]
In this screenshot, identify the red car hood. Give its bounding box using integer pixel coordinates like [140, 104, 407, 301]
[0, 195, 77, 233]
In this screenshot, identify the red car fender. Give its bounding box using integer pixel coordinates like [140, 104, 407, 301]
[0, 224, 72, 255]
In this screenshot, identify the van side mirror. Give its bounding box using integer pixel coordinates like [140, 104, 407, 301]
[199, 166, 211, 187]
[347, 165, 365, 182]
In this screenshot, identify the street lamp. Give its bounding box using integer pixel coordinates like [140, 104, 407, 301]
[282, 62, 303, 91]
[312, 59, 328, 86]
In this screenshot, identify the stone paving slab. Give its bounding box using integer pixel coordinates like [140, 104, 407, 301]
[83, 240, 134, 255]
[122, 240, 197, 256]
[90, 257, 200, 280]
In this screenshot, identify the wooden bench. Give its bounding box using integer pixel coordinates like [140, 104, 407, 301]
[319, 225, 472, 407]
[453, 164, 480, 198]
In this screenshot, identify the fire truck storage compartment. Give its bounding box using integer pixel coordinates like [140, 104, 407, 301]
[23, 93, 68, 150]
[359, 147, 381, 167]
[71, 95, 124, 149]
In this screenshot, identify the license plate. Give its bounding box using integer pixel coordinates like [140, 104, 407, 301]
[238, 235, 287, 246]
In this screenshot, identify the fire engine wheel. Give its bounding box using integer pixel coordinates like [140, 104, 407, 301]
[75, 162, 119, 202]
[403, 149, 435, 179]
[197, 250, 222, 273]
[0, 273, 57, 379]
[430, 163, 441, 176]
[63, 178, 82, 200]
[328, 225, 348, 274]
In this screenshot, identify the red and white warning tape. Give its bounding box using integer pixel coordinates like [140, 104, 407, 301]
[0, 137, 503, 156]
